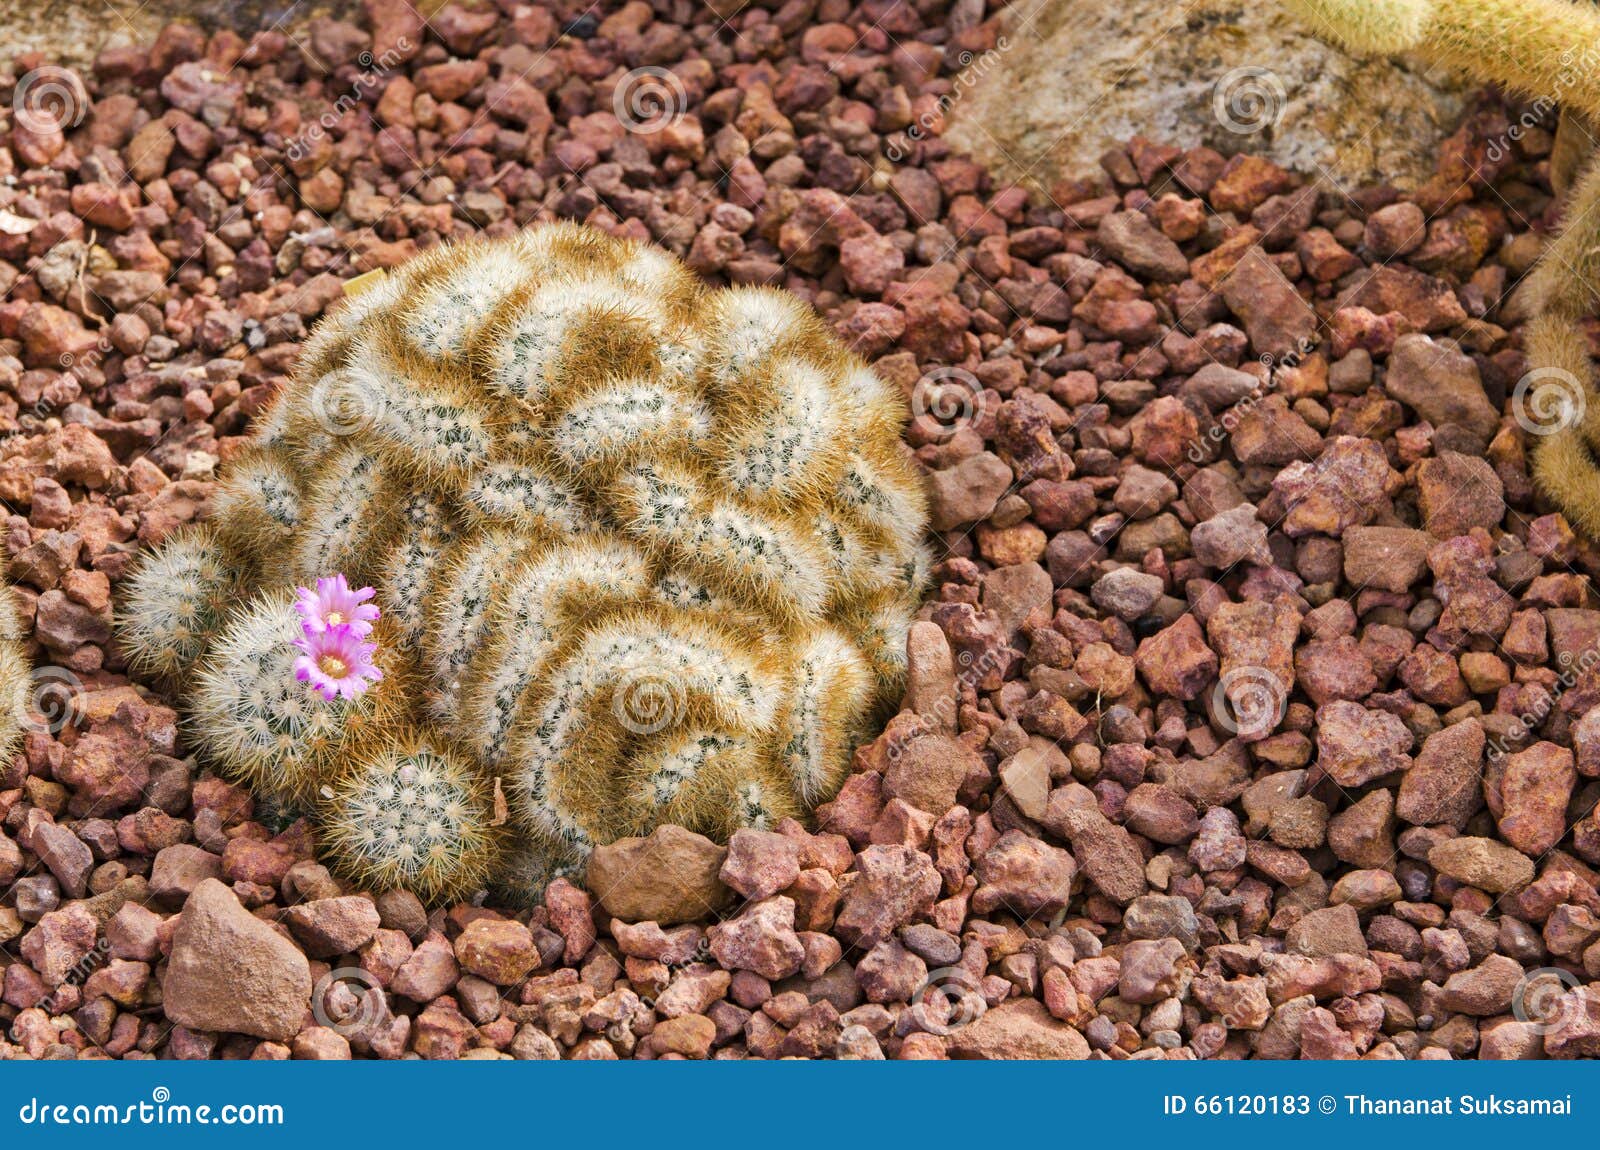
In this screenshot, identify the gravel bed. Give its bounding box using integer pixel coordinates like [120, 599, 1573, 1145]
[1, 0, 1598, 1060]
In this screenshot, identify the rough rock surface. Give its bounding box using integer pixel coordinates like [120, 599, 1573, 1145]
[945, 1, 1474, 195]
[160, 880, 311, 1041]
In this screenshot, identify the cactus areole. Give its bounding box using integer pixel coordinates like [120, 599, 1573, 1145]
[118, 223, 930, 903]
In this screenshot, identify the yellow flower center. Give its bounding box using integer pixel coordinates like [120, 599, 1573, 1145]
[326, 610, 345, 625]
[318, 654, 350, 679]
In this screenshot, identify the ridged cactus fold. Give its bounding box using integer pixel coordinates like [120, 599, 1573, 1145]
[118, 223, 928, 902]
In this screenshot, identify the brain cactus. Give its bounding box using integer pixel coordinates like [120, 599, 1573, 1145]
[118, 223, 929, 902]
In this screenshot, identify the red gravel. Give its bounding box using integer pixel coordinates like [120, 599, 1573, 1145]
[2, 0, 1599, 1060]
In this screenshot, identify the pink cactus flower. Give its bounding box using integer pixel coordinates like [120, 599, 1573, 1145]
[293, 625, 383, 702]
[295, 574, 380, 636]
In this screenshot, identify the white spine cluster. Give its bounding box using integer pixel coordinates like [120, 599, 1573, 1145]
[402, 247, 530, 361]
[462, 464, 586, 533]
[117, 530, 234, 683]
[214, 454, 302, 560]
[719, 359, 841, 499]
[550, 381, 711, 470]
[426, 533, 512, 720]
[188, 592, 371, 802]
[375, 376, 493, 478]
[460, 539, 652, 767]
[294, 447, 384, 581]
[379, 496, 455, 648]
[319, 740, 498, 902]
[776, 627, 874, 806]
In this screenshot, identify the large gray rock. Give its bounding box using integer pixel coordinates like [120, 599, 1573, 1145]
[945, 1, 1473, 193]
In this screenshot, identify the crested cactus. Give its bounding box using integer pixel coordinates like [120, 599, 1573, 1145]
[119, 223, 928, 902]
[1283, 0, 1600, 540]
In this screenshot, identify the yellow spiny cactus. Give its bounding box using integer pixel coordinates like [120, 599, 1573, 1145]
[119, 223, 928, 903]
[1282, 0, 1434, 54]
[1283, 0, 1600, 114]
